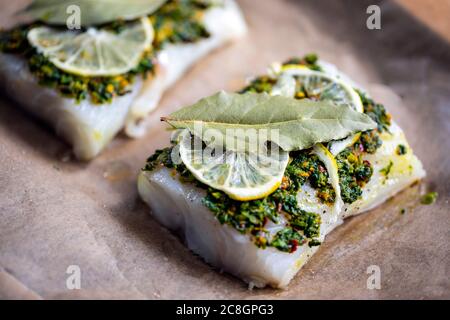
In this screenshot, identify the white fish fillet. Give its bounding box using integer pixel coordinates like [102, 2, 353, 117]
[0, 0, 247, 160]
[137, 62, 426, 289]
[138, 170, 334, 288]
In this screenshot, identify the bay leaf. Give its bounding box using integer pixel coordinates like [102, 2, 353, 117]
[23, 0, 168, 26]
[162, 91, 377, 152]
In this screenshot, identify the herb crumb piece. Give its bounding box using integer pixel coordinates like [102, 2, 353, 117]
[421, 192, 438, 205]
[357, 90, 391, 133]
[380, 160, 393, 177]
[396, 144, 407, 155]
[336, 146, 373, 204]
[400, 208, 406, 215]
[308, 239, 321, 247]
[144, 147, 324, 252]
[0, 0, 211, 104]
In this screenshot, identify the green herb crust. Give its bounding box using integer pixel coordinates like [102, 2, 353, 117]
[0, 0, 211, 104]
[336, 146, 373, 203]
[151, 0, 211, 50]
[239, 76, 277, 94]
[285, 151, 336, 204]
[380, 160, 394, 178]
[142, 54, 393, 252]
[332, 91, 391, 202]
[358, 90, 391, 133]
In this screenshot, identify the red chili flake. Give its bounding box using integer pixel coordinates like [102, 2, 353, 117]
[277, 202, 282, 213]
[281, 176, 290, 189]
[363, 160, 371, 166]
[290, 239, 299, 253]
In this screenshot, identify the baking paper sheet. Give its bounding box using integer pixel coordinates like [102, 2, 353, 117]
[0, 0, 449, 299]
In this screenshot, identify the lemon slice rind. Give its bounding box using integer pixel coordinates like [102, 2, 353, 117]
[27, 17, 154, 77]
[312, 143, 344, 217]
[179, 131, 289, 201]
[278, 66, 364, 112]
[329, 132, 362, 156]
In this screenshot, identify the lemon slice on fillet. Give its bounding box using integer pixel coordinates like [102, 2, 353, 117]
[329, 132, 362, 156]
[277, 65, 364, 155]
[27, 17, 154, 77]
[312, 144, 344, 215]
[178, 132, 289, 201]
[279, 66, 363, 112]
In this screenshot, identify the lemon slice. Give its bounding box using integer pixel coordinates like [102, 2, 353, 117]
[280, 64, 309, 71]
[279, 66, 363, 112]
[27, 17, 154, 77]
[178, 131, 289, 201]
[277, 65, 364, 155]
[312, 144, 343, 215]
[329, 132, 362, 156]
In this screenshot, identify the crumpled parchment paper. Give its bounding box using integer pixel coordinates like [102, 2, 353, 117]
[0, 0, 449, 299]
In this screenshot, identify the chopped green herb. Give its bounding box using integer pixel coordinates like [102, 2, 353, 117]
[270, 228, 305, 253]
[144, 147, 197, 183]
[239, 76, 277, 94]
[202, 187, 323, 252]
[285, 150, 336, 204]
[282, 53, 322, 71]
[240, 53, 325, 94]
[143, 53, 397, 251]
[150, 0, 212, 50]
[357, 90, 391, 133]
[359, 130, 382, 154]
[380, 160, 394, 177]
[396, 144, 408, 155]
[336, 146, 373, 204]
[421, 192, 438, 205]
